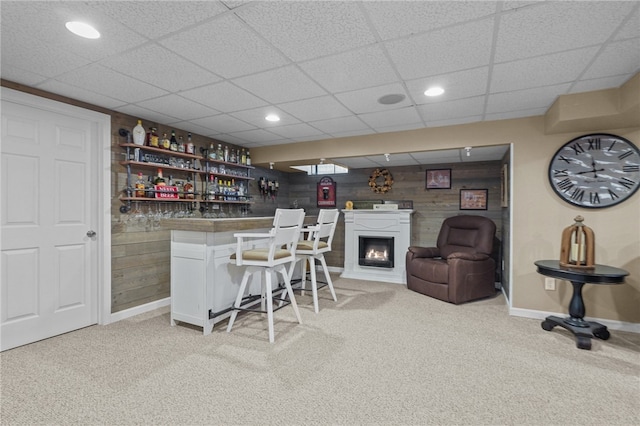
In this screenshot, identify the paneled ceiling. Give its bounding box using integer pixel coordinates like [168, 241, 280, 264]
[1, 1, 638, 168]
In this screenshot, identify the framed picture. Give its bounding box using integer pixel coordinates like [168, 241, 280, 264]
[426, 168, 451, 189]
[317, 176, 337, 207]
[501, 163, 509, 208]
[460, 189, 488, 210]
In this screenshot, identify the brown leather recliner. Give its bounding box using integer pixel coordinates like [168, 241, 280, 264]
[406, 215, 497, 304]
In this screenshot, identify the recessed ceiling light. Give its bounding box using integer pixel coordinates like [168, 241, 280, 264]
[265, 114, 280, 122]
[424, 87, 445, 97]
[378, 94, 406, 105]
[65, 21, 100, 39]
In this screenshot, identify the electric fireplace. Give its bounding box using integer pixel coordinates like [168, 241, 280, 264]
[359, 236, 394, 268]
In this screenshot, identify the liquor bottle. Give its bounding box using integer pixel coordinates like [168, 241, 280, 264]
[207, 175, 218, 201]
[184, 176, 195, 199]
[186, 133, 194, 154]
[229, 148, 236, 164]
[176, 180, 184, 199]
[216, 144, 224, 161]
[178, 136, 185, 153]
[149, 127, 159, 148]
[145, 176, 154, 198]
[132, 119, 145, 146]
[154, 168, 166, 186]
[169, 130, 178, 152]
[238, 181, 246, 200]
[161, 133, 171, 150]
[224, 145, 229, 162]
[246, 150, 251, 166]
[209, 143, 216, 160]
[135, 172, 145, 198]
[241, 148, 246, 165]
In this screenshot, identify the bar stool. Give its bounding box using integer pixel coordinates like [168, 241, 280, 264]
[226, 208, 305, 343]
[290, 209, 339, 313]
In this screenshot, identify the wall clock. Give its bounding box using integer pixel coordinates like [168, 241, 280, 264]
[548, 133, 640, 208]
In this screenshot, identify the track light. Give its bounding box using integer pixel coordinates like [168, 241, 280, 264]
[465, 147, 472, 157]
[384, 153, 390, 162]
[269, 162, 274, 170]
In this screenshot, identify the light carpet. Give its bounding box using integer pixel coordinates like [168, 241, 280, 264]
[1, 276, 639, 425]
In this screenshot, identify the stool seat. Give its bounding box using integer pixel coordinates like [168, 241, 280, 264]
[226, 208, 306, 343]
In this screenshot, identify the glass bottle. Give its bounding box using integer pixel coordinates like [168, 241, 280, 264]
[184, 176, 195, 199]
[161, 133, 171, 150]
[246, 150, 251, 166]
[132, 119, 145, 146]
[207, 175, 218, 201]
[186, 133, 194, 154]
[178, 136, 185, 153]
[169, 130, 178, 152]
[223, 145, 229, 162]
[241, 148, 246, 165]
[145, 176, 154, 198]
[209, 143, 216, 160]
[149, 127, 159, 148]
[135, 172, 145, 198]
[154, 168, 166, 186]
[229, 148, 236, 164]
[216, 144, 224, 161]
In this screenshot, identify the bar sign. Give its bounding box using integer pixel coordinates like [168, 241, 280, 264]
[155, 185, 179, 199]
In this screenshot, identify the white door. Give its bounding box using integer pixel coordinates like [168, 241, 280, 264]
[1, 91, 99, 351]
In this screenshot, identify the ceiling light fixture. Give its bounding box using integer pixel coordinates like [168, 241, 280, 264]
[424, 86, 445, 97]
[65, 21, 100, 39]
[265, 114, 280, 122]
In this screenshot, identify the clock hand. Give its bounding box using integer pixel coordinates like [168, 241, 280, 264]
[576, 168, 605, 175]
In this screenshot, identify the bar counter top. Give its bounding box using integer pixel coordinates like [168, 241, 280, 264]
[163, 215, 316, 233]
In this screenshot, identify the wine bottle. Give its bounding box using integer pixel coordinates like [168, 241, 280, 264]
[246, 150, 251, 166]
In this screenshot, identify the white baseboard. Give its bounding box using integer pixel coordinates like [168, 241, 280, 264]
[107, 297, 171, 324]
[509, 307, 640, 333]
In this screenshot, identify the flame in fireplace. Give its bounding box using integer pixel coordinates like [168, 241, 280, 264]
[366, 248, 388, 260]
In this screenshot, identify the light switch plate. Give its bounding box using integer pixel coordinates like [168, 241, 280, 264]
[545, 277, 556, 291]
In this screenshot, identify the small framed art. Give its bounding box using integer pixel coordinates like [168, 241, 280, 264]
[460, 189, 488, 210]
[425, 168, 451, 189]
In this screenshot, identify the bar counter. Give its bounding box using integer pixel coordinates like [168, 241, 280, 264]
[165, 215, 314, 335]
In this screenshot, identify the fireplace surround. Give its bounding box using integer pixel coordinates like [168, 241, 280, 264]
[341, 209, 414, 284]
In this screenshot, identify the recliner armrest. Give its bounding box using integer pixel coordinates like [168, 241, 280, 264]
[447, 252, 490, 261]
[407, 246, 440, 258]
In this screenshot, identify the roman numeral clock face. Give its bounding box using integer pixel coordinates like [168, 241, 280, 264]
[549, 134, 640, 208]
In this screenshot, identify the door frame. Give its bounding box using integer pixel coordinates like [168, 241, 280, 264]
[1, 87, 112, 326]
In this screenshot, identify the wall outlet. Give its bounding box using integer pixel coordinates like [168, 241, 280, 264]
[544, 277, 556, 291]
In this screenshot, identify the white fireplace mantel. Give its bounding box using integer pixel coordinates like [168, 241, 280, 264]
[340, 209, 414, 284]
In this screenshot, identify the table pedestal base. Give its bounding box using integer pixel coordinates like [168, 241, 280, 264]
[541, 315, 610, 350]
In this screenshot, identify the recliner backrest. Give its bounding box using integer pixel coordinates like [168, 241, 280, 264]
[437, 215, 496, 258]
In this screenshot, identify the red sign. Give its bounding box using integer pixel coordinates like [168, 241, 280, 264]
[317, 176, 337, 207]
[154, 185, 179, 199]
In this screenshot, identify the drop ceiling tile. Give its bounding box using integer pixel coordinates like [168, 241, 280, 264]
[335, 83, 411, 114]
[190, 114, 256, 134]
[181, 82, 268, 113]
[364, 1, 497, 40]
[88, 1, 228, 39]
[614, 7, 639, 40]
[484, 107, 547, 122]
[0, 64, 48, 87]
[581, 38, 640, 80]
[491, 47, 599, 93]
[55, 64, 169, 103]
[418, 96, 486, 122]
[359, 106, 423, 129]
[164, 121, 221, 139]
[267, 123, 326, 139]
[570, 75, 632, 94]
[486, 83, 570, 113]
[232, 66, 327, 104]
[36, 80, 125, 110]
[495, 1, 636, 62]
[310, 116, 371, 135]
[99, 44, 221, 93]
[227, 129, 287, 143]
[426, 116, 484, 128]
[159, 14, 289, 79]
[279, 96, 353, 122]
[300, 45, 399, 93]
[113, 104, 182, 126]
[406, 67, 490, 105]
[385, 19, 494, 79]
[1, 33, 91, 79]
[137, 95, 220, 121]
[236, 1, 375, 61]
[328, 129, 378, 139]
[230, 107, 300, 128]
